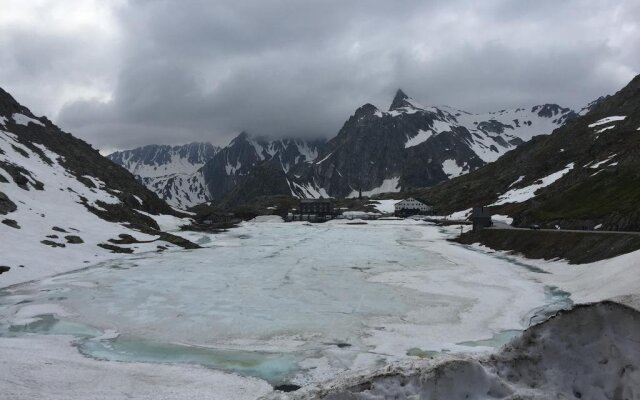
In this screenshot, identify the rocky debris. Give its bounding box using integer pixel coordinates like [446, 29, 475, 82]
[108, 233, 141, 245]
[0, 160, 44, 190]
[97, 243, 134, 254]
[46, 234, 58, 238]
[273, 384, 302, 393]
[456, 229, 640, 264]
[64, 235, 84, 244]
[0, 266, 10, 274]
[1, 218, 20, 229]
[0, 191, 17, 214]
[76, 175, 96, 189]
[157, 232, 201, 250]
[40, 240, 65, 248]
[51, 226, 67, 233]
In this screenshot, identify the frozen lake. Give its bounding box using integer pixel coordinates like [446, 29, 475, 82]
[0, 220, 571, 386]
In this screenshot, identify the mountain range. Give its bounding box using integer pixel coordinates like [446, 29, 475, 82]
[408, 75, 640, 231]
[109, 90, 578, 208]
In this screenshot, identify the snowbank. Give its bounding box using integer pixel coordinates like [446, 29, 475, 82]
[268, 301, 640, 399]
[0, 335, 272, 400]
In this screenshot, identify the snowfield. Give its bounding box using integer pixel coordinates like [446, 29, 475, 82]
[0, 130, 192, 287]
[491, 163, 575, 206]
[1, 220, 640, 399]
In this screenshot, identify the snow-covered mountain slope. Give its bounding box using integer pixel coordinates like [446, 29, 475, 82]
[200, 133, 324, 201]
[106, 143, 219, 209]
[110, 133, 325, 207]
[140, 172, 209, 210]
[0, 88, 197, 287]
[107, 143, 220, 178]
[417, 73, 640, 231]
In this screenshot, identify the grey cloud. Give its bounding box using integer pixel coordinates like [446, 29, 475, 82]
[2, 0, 637, 150]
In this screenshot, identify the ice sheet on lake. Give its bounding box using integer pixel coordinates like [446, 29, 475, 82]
[0, 221, 557, 386]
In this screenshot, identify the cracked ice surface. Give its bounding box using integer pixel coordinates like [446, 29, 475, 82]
[0, 220, 556, 386]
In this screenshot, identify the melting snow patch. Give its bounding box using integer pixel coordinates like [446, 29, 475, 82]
[369, 199, 401, 214]
[404, 121, 452, 148]
[441, 159, 465, 178]
[404, 129, 434, 148]
[508, 175, 525, 188]
[12, 113, 45, 127]
[594, 125, 615, 134]
[491, 163, 574, 206]
[492, 214, 513, 225]
[315, 151, 334, 164]
[348, 177, 400, 197]
[588, 115, 625, 128]
[225, 159, 242, 175]
[589, 154, 617, 169]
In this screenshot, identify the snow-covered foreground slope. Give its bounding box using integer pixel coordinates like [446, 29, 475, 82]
[0, 130, 194, 287]
[271, 301, 640, 399]
[0, 335, 271, 400]
[0, 88, 197, 287]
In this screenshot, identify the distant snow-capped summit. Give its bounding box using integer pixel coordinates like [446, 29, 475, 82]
[108, 142, 220, 179]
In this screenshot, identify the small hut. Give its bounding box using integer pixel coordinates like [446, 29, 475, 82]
[471, 207, 493, 231]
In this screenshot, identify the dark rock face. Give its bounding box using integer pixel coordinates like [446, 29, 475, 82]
[200, 133, 324, 201]
[0, 192, 17, 214]
[1, 219, 19, 229]
[0, 266, 10, 274]
[64, 235, 84, 244]
[97, 243, 134, 253]
[41, 240, 65, 248]
[389, 89, 414, 110]
[218, 158, 294, 207]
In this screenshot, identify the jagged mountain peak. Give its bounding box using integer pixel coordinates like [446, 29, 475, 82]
[230, 131, 251, 144]
[389, 89, 421, 111]
[354, 103, 380, 118]
[0, 87, 50, 129]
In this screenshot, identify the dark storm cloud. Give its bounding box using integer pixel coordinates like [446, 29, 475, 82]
[1, 0, 638, 150]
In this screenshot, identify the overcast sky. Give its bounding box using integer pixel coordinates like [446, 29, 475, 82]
[1, 0, 638, 151]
